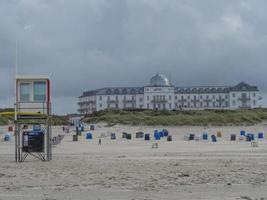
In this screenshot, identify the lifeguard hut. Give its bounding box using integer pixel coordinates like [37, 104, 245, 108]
[14, 75, 52, 162]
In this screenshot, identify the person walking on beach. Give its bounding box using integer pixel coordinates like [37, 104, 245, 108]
[98, 138, 101, 145]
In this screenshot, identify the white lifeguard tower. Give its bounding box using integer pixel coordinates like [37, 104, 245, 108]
[14, 75, 52, 162]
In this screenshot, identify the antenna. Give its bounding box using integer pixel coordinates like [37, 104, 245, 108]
[169, 72, 172, 85]
[14, 40, 18, 121]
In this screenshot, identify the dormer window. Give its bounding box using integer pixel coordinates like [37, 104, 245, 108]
[130, 89, 136, 94]
[114, 89, 119, 94]
[106, 89, 111, 95]
[122, 89, 127, 94]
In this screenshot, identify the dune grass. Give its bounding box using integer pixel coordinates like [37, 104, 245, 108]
[84, 108, 267, 126]
[0, 116, 9, 126]
[0, 113, 69, 126]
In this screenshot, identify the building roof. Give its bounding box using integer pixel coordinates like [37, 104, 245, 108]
[229, 82, 258, 92]
[79, 82, 258, 97]
[79, 87, 144, 97]
[174, 82, 258, 94]
[149, 73, 171, 87]
[175, 86, 230, 94]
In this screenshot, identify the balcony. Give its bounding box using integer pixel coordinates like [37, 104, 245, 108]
[123, 100, 135, 103]
[239, 97, 250, 101]
[151, 99, 168, 103]
[78, 100, 96, 105]
[107, 100, 119, 104]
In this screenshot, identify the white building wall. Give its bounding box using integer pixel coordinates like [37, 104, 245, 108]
[174, 93, 230, 110]
[144, 86, 174, 110]
[229, 91, 260, 109]
[95, 94, 144, 111]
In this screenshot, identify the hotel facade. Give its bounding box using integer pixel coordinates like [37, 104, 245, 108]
[78, 74, 262, 115]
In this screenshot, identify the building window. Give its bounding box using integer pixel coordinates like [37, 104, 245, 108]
[147, 104, 149, 109]
[241, 93, 247, 99]
[20, 83, 30, 102]
[213, 95, 215, 99]
[139, 97, 143, 102]
[163, 104, 166, 110]
[200, 102, 203, 107]
[108, 96, 110, 100]
[116, 104, 118, 109]
[169, 103, 171, 109]
[116, 96, 118, 100]
[253, 100, 256, 106]
[225, 95, 228, 99]
[187, 96, 190, 99]
[169, 96, 171, 100]
[99, 103, 102, 108]
[124, 96, 126, 100]
[213, 102, 215, 107]
[253, 93, 256, 97]
[233, 101, 235, 106]
[232, 93, 235, 98]
[147, 96, 149, 100]
[99, 96, 102, 100]
[187, 102, 190, 107]
[34, 82, 46, 101]
[200, 95, 202, 99]
[175, 96, 177, 100]
[132, 96, 134, 100]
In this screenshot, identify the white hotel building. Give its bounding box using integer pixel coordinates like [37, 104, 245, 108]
[78, 73, 262, 115]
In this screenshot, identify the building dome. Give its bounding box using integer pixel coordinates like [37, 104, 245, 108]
[149, 73, 170, 87]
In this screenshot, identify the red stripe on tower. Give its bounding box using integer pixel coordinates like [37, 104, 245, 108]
[47, 79, 50, 103]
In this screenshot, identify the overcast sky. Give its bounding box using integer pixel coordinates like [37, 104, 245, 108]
[0, 0, 267, 114]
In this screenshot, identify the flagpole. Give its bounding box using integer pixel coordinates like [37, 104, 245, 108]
[14, 39, 17, 121]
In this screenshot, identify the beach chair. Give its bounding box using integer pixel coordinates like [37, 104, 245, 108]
[184, 133, 190, 141]
[152, 142, 158, 149]
[194, 134, 201, 141]
[251, 141, 258, 147]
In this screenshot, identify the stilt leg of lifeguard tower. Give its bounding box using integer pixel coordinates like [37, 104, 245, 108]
[15, 124, 18, 162]
[15, 123, 20, 162]
[46, 123, 52, 161]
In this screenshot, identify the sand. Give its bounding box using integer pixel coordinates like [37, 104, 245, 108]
[0, 124, 267, 200]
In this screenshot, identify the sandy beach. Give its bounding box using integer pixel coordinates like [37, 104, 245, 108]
[0, 124, 267, 200]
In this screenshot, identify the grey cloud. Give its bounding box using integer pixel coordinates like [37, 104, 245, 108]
[1, 0, 267, 114]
